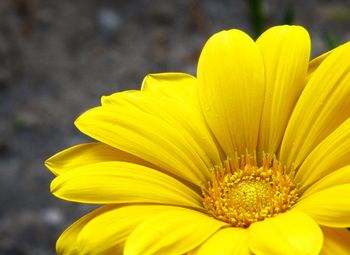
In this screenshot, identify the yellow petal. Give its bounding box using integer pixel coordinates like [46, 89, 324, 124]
[101, 89, 222, 170]
[77, 205, 174, 254]
[248, 210, 323, 255]
[197, 29, 265, 156]
[45, 142, 156, 176]
[56, 206, 114, 255]
[306, 51, 332, 83]
[140, 72, 199, 106]
[296, 118, 350, 191]
[321, 227, 350, 255]
[50, 161, 203, 209]
[124, 207, 227, 255]
[307, 41, 350, 83]
[190, 228, 249, 255]
[280, 42, 350, 169]
[302, 166, 350, 198]
[257, 25, 310, 154]
[296, 184, 350, 227]
[75, 105, 210, 186]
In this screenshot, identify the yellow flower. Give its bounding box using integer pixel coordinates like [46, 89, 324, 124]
[46, 25, 350, 255]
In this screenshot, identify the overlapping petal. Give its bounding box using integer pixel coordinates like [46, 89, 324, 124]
[280, 42, 350, 169]
[296, 184, 350, 227]
[248, 210, 323, 255]
[190, 228, 249, 255]
[45, 142, 156, 176]
[302, 166, 350, 198]
[51, 161, 203, 208]
[124, 207, 227, 255]
[56, 206, 115, 255]
[76, 73, 223, 186]
[76, 205, 174, 254]
[321, 227, 350, 255]
[75, 105, 210, 186]
[102, 84, 222, 170]
[140, 72, 199, 106]
[296, 118, 350, 191]
[257, 25, 310, 154]
[198, 29, 265, 156]
[307, 41, 350, 82]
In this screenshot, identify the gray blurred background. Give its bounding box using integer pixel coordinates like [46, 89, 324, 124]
[0, 0, 349, 254]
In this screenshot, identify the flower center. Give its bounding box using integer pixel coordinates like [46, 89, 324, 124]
[202, 153, 298, 228]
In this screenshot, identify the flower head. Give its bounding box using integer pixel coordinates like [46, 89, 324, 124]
[46, 25, 350, 254]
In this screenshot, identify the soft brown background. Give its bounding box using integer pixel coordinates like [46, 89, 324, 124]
[0, 0, 349, 254]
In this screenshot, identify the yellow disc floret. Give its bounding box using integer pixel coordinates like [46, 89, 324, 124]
[202, 153, 298, 228]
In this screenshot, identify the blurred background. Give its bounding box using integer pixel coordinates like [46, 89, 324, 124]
[0, 0, 349, 254]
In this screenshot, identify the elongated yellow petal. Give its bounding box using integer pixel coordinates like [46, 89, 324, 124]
[50, 161, 203, 208]
[75, 105, 210, 186]
[197, 29, 265, 156]
[321, 227, 350, 255]
[248, 210, 323, 255]
[306, 51, 332, 83]
[56, 206, 115, 255]
[77, 205, 174, 254]
[101, 89, 222, 169]
[124, 208, 227, 255]
[280, 42, 350, 169]
[302, 166, 350, 198]
[190, 228, 249, 255]
[307, 41, 350, 82]
[257, 25, 310, 154]
[140, 72, 199, 106]
[296, 118, 350, 191]
[296, 184, 350, 227]
[45, 142, 156, 176]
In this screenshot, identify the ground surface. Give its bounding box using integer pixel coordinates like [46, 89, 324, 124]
[0, 0, 349, 254]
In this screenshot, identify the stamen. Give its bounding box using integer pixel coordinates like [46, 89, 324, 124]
[202, 153, 298, 228]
